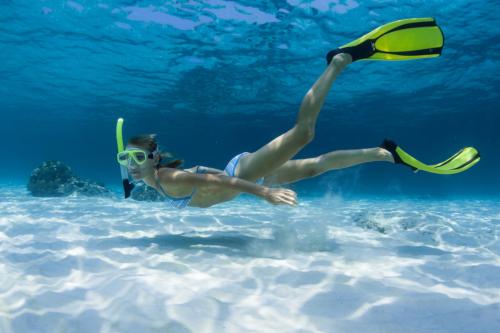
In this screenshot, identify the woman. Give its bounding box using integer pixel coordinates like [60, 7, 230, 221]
[117, 53, 395, 208]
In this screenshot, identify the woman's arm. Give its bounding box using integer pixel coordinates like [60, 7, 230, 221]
[159, 168, 297, 206]
[183, 165, 224, 174]
[197, 165, 225, 174]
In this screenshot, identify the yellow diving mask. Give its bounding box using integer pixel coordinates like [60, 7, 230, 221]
[116, 147, 157, 166]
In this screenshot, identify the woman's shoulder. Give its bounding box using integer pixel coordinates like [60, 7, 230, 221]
[174, 165, 212, 174]
[158, 165, 222, 178]
[156, 166, 188, 180]
[156, 166, 192, 188]
[181, 166, 198, 173]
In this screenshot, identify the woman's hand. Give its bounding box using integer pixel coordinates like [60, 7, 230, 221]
[263, 188, 298, 206]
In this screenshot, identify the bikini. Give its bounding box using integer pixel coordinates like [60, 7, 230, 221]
[224, 152, 264, 185]
[154, 166, 205, 209]
[156, 152, 264, 209]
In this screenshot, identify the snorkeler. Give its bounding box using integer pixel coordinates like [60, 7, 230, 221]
[118, 53, 356, 208]
[116, 18, 479, 209]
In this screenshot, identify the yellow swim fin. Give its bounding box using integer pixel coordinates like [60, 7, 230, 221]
[380, 139, 480, 175]
[327, 18, 445, 64]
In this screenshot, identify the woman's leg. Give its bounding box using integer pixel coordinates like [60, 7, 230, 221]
[235, 54, 352, 182]
[261, 147, 394, 185]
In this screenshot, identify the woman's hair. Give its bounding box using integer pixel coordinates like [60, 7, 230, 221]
[127, 134, 184, 169]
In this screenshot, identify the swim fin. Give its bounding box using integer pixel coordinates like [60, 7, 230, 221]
[380, 139, 480, 175]
[327, 17, 444, 64]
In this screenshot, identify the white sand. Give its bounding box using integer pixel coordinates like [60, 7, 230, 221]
[0, 187, 499, 333]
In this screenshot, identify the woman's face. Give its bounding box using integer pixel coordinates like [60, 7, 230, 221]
[125, 145, 159, 180]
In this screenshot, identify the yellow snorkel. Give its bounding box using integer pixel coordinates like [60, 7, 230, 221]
[116, 118, 125, 153]
[116, 118, 135, 198]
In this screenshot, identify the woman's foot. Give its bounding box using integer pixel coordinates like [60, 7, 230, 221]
[377, 147, 395, 163]
[330, 53, 352, 69]
[378, 139, 403, 164]
[379, 139, 420, 172]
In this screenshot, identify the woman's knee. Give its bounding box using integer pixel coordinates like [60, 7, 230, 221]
[306, 158, 325, 177]
[293, 124, 315, 145]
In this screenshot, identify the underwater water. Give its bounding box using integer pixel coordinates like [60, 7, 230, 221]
[1, 0, 499, 332]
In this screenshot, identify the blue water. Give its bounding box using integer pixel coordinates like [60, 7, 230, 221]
[1, 1, 499, 332]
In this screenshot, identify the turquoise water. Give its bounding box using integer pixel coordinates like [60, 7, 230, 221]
[1, 0, 499, 332]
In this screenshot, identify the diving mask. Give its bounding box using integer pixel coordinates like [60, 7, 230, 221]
[117, 147, 157, 166]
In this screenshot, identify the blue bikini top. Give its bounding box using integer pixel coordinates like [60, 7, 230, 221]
[154, 166, 205, 209]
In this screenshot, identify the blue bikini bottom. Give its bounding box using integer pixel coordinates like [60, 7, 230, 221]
[224, 152, 264, 185]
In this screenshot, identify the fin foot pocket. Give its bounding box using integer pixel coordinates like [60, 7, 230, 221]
[379, 138, 404, 165]
[326, 40, 374, 64]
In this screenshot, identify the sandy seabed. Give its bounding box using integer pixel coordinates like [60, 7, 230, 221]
[1, 187, 499, 333]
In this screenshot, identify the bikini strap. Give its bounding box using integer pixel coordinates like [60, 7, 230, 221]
[155, 168, 196, 198]
[154, 169, 168, 197]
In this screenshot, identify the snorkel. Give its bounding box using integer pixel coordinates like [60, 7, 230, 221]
[116, 118, 135, 198]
